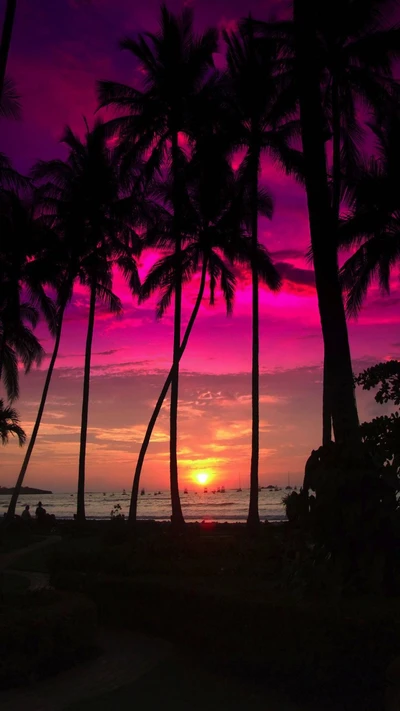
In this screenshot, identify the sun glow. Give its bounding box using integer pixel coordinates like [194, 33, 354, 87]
[195, 472, 210, 485]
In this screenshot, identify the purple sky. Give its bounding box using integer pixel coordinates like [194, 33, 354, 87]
[1, 0, 398, 492]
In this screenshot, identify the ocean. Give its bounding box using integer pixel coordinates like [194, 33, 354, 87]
[1, 488, 288, 523]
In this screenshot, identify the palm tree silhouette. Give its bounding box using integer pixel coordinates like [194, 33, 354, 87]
[0, 0, 17, 101]
[315, 0, 400, 444]
[0, 398, 25, 446]
[260, 0, 400, 445]
[27, 121, 141, 524]
[340, 111, 400, 316]
[223, 22, 289, 528]
[98, 5, 218, 528]
[288, 0, 360, 447]
[4, 237, 77, 521]
[0, 190, 56, 400]
[128, 126, 280, 525]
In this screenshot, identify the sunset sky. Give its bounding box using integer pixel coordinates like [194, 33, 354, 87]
[1, 0, 399, 492]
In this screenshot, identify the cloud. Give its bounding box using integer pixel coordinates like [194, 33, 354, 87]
[275, 262, 315, 289]
[271, 249, 305, 261]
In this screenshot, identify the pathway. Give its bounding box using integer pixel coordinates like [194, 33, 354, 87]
[0, 626, 340, 711]
[0, 535, 61, 573]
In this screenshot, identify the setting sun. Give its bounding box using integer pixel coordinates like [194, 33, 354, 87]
[195, 472, 209, 485]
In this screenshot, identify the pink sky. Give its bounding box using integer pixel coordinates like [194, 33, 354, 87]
[1, 0, 399, 492]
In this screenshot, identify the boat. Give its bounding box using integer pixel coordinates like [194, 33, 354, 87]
[221, 486, 225, 494]
[236, 488, 242, 492]
[204, 487, 208, 494]
[122, 489, 127, 496]
[184, 488, 188, 494]
[141, 488, 145, 496]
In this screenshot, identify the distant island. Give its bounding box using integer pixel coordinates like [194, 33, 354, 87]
[0, 486, 53, 495]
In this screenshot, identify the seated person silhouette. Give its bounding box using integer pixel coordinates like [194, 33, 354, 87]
[21, 504, 32, 521]
[35, 501, 46, 521]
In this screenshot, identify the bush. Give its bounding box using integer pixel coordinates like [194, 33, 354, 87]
[301, 442, 400, 593]
[0, 590, 98, 689]
[282, 490, 309, 525]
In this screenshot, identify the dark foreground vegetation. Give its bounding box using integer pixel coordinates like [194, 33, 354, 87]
[1, 517, 400, 709]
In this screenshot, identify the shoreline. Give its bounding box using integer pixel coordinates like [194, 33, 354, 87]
[29, 515, 287, 523]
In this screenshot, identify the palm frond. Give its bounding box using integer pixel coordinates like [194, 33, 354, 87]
[0, 77, 22, 120]
[95, 284, 123, 315]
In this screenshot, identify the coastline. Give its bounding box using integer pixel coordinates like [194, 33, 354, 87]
[1, 490, 287, 524]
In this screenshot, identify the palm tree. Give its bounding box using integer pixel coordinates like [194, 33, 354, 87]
[223, 22, 290, 528]
[289, 0, 360, 447]
[340, 111, 400, 315]
[0, 0, 17, 102]
[98, 5, 218, 528]
[0, 398, 25, 446]
[259, 1, 400, 446]
[4, 245, 74, 521]
[316, 0, 400, 444]
[128, 128, 280, 525]
[28, 121, 141, 525]
[0, 189, 55, 400]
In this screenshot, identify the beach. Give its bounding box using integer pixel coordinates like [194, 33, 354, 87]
[1, 488, 288, 523]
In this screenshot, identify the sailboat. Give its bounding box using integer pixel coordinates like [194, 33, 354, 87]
[184, 488, 188, 494]
[285, 472, 293, 491]
[140, 488, 145, 496]
[122, 489, 127, 496]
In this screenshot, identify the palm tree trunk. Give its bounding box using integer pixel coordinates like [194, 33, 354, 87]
[294, 0, 359, 445]
[128, 255, 208, 527]
[0, 0, 17, 101]
[170, 131, 185, 528]
[322, 357, 332, 446]
[331, 79, 341, 227]
[6, 303, 66, 521]
[322, 78, 341, 447]
[76, 281, 96, 525]
[247, 146, 261, 530]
